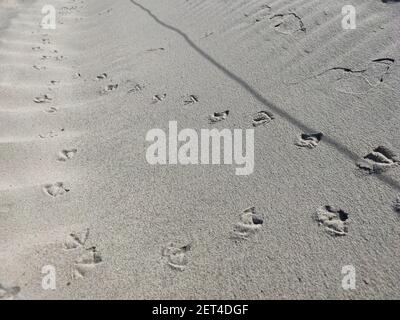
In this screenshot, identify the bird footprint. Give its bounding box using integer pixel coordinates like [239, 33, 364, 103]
[43, 182, 70, 197]
[152, 94, 167, 103]
[183, 95, 199, 105]
[393, 195, 400, 213]
[315, 205, 349, 236]
[162, 243, 191, 271]
[295, 132, 323, 149]
[252, 111, 274, 127]
[57, 149, 77, 161]
[64, 228, 90, 250]
[73, 247, 103, 279]
[34, 94, 53, 103]
[231, 207, 264, 240]
[209, 110, 229, 123]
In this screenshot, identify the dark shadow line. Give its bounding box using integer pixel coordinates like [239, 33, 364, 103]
[129, 0, 400, 192]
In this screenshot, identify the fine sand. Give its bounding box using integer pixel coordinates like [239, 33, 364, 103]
[0, 0, 399, 299]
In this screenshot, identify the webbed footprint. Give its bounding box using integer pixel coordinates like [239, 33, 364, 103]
[57, 149, 77, 161]
[315, 206, 349, 236]
[95, 73, 107, 80]
[45, 106, 58, 114]
[270, 12, 306, 35]
[393, 195, 400, 213]
[295, 132, 323, 149]
[33, 65, 46, 71]
[162, 243, 191, 271]
[209, 110, 229, 123]
[0, 284, 20, 300]
[152, 94, 167, 103]
[101, 83, 118, 94]
[231, 207, 264, 240]
[64, 228, 90, 250]
[43, 182, 70, 197]
[73, 247, 103, 279]
[356, 146, 399, 174]
[183, 95, 199, 105]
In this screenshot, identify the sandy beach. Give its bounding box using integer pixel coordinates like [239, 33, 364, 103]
[0, 0, 399, 299]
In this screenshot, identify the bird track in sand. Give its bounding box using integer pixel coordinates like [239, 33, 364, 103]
[231, 207, 264, 240]
[244, 4, 271, 24]
[162, 243, 191, 271]
[183, 94, 199, 105]
[394, 196, 400, 213]
[295, 132, 323, 149]
[252, 111, 274, 127]
[356, 146, 399, 174]
[62, 228, 103, 281]
[38, 128, 65, 139]
[0, 284, 20, 300]
[44, 106, 58, 114]
[33, 94, 53, 103]
[152, 93, 167, 103]
[73, 247, 103, 279]
[270, 12, 306, 34]
[43, 182, 70, 197]
[315, 206, 349, 236]
[57, 149, 77, 162]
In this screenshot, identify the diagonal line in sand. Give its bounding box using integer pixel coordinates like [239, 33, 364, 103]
[129, 0, 400, 192]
